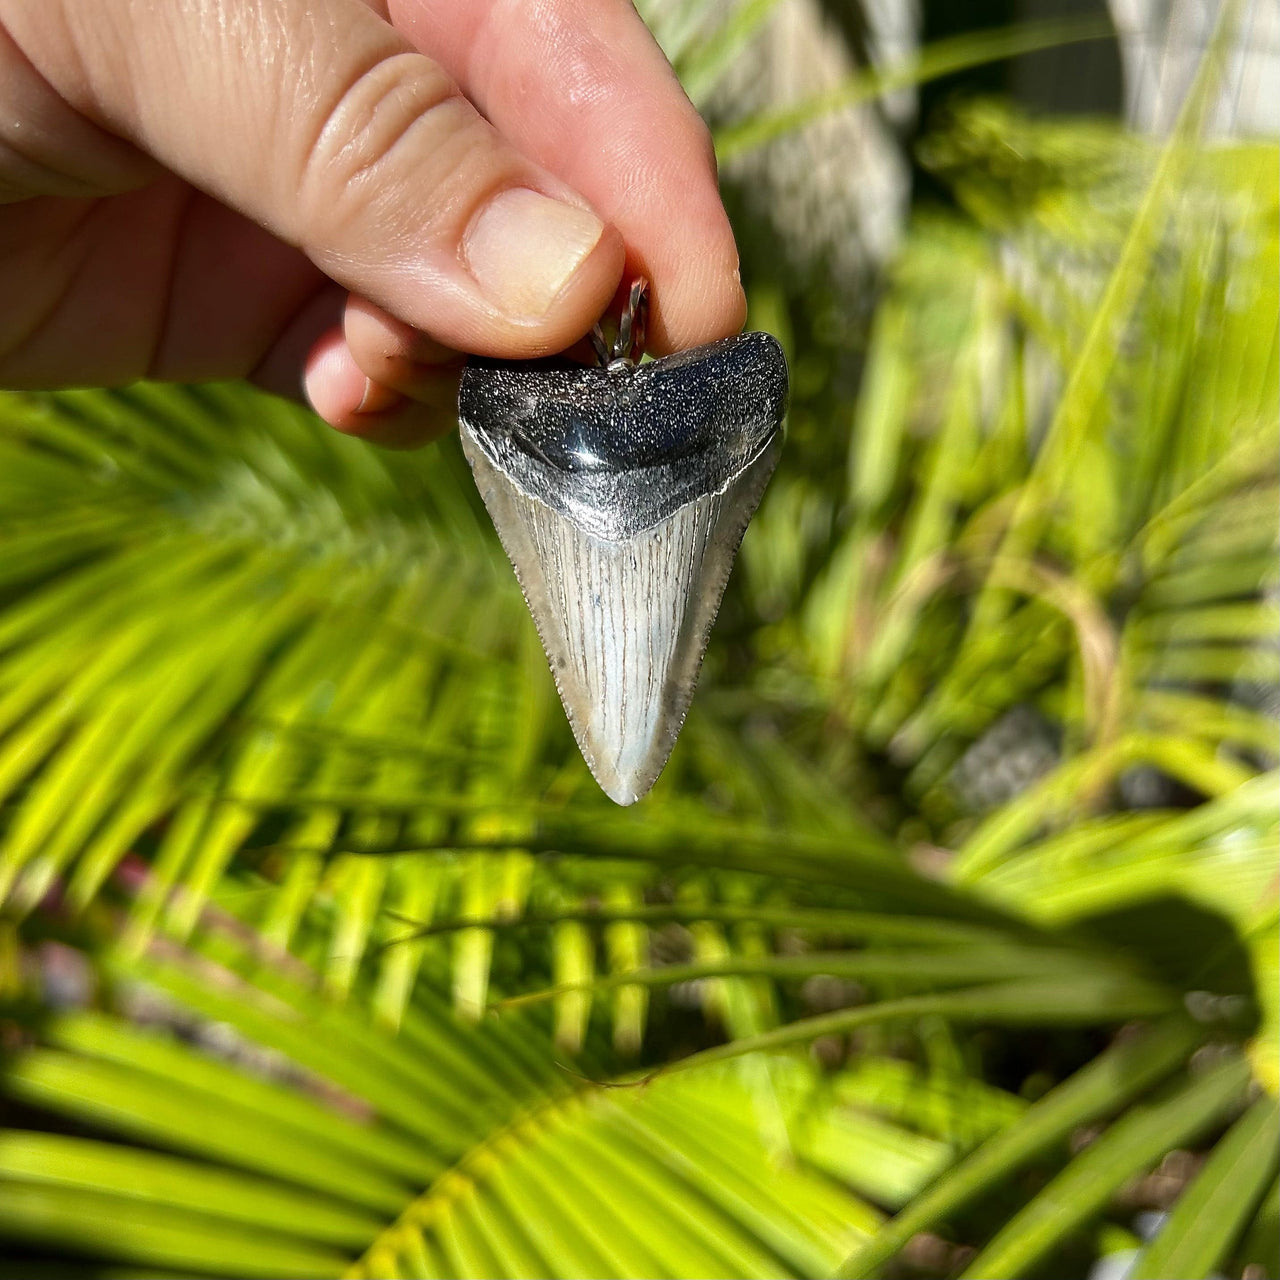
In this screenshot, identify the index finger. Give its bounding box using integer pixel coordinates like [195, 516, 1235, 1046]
[387, 0, 747, 354]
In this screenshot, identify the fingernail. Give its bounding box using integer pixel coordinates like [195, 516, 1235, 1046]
[357, 378, 404, 415]
[464, 188, 604, 319]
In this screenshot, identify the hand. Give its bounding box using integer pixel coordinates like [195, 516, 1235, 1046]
[0, 0, 746, 446]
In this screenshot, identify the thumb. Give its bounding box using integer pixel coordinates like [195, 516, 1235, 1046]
[5, 0, 624, 357]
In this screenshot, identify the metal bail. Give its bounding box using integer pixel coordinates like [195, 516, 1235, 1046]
[589, 276, 649, 369]
[458, 283, 788, 804]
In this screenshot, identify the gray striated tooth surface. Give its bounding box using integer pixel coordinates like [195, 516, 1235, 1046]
[458, 331, 788, 805]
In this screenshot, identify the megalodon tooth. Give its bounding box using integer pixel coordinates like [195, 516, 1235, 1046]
[457, 287, 788, 805]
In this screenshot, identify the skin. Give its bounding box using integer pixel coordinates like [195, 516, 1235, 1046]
[0, 0, 746, 447]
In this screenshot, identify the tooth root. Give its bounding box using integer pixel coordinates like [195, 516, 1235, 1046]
[465, 441, 780, 804]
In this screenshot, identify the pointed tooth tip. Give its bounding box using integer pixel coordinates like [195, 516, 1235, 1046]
[604, 784, 642, 807]
[586, 757, 655, 807]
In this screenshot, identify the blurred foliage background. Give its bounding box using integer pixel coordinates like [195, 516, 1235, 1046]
[1, 1, 1277, 1278]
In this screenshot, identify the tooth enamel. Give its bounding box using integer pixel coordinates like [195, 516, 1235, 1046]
[463, 436, 780, 804]
[458, 331, 788, 805]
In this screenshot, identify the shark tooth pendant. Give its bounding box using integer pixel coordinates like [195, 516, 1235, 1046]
[458, 280, 788, 805]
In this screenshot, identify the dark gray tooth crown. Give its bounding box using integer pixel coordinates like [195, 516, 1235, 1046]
[458, 331, 788, 542]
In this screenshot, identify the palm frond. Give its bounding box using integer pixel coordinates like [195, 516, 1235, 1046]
[3, 924, 892, 1279]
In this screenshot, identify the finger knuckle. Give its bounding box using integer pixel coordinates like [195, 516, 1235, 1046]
[295, 51, 480, 246]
